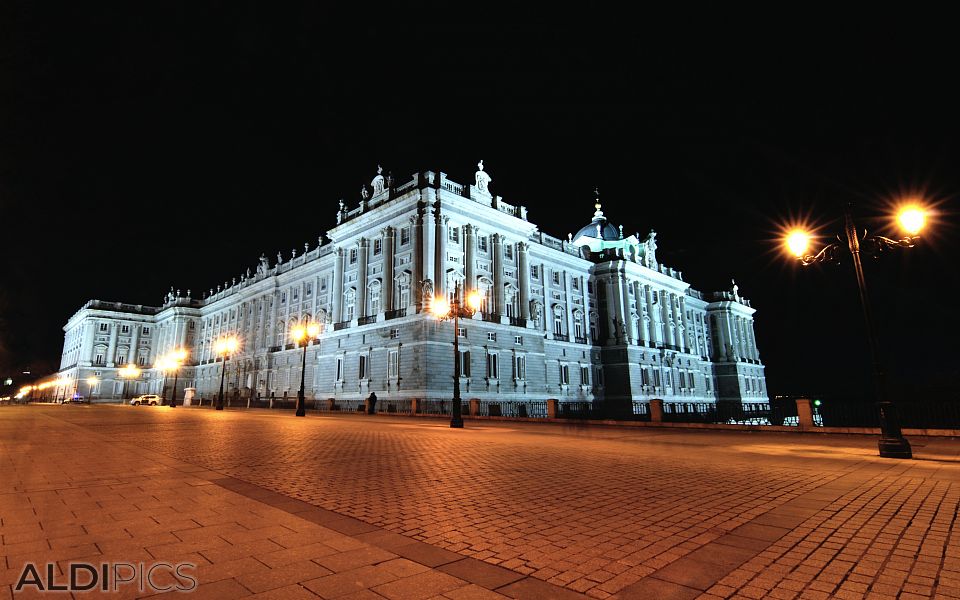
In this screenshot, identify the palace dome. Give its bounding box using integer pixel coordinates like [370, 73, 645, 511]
[573, 202, 620, 242]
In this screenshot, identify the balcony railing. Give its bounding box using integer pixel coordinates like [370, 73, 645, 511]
[509, 316, 526, 327]
[481, 312, 500, 323]
[357, 315, 377, 326]
[553, 333, 569, 342]
[385, 308, 407, 320]
[575, 336, 589, 345]
[334, 321, 351, 331]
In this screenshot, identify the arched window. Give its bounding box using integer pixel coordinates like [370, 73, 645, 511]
[396, 273, 411, 308]
[303, 313, 312, 326]
[445, 271, 463, 303]
[344, 289, 356, 321]
[590, 312, 600, 340]
[533, 301, 544, 330]
[276, 321, 285, 347]
[504, 284, 519, 318]
[316, 309, 328, 325]
[553, 305, 565, 336]
[573, 310, 584, 339]
[367, 280, 381, 315]
[477, 277, 493, 314]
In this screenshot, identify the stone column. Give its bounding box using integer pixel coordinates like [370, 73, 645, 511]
[422, 197, 435, 301]
[435, 213, 447, 297]
[679, 297, 690, 353]
[645, 286, 658, 346]
[564, 271, 575, 338]
[492, 234, 504, 314]
[670, 295, 683, 353]
[412, 214, 423, 309]
[796, 398, 814, 429]
[464, 224, 476, 295]
[106, 323, 119, 367]
[661, 292, 674, 348]
[606, 277, 620, 344]
[582, 276, 592, 339]
[650, 398, 664, 423]
[635, 283, 648, 346]
[620, 273, 633, 344]
[83, 321, 96, 363]
[748, 321, 759, 360]
[179, 318, 188, 350]
[383, 227, 395, 312]
[356, 239, 368, 318]
[518, 242, 530, 320]
[128, 324, 140, 366]
[332, 248, 344, 322]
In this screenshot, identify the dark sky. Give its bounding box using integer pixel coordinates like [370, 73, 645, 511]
[2, 5, 957, 399]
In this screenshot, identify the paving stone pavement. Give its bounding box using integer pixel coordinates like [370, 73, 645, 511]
[2, 405, 959, 599]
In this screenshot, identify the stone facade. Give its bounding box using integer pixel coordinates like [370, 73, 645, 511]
[55, 166, 768, 410]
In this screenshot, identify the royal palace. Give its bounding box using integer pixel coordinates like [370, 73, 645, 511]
[56, 163, 768, 413]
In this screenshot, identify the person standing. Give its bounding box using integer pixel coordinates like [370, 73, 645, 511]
[367, 391, 378, 414]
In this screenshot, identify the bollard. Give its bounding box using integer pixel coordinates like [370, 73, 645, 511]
[650, 399, 664, 423]
[547, 398, 558, 419]
[796, 398, 814, 429]
[410, 398, 419, 414]
[469, 398, 480, 416]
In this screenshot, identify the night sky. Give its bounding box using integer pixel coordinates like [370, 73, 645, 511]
[2, 6, 957, 400]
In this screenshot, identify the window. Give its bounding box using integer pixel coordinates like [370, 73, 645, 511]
[688, 373, 695, 391]
[388, 350, 399, 378]
[116, 354, 126, 365]
[514, 354, 526, 380]
[293, 288, 299, 301]
[95, 354, 104, 365]
[679, 372, 686, 389]
[552, 271, 560, 285]
[305, 283, 313, 297]
[705, 377, 712, 392]
[572, 278, 579, 291]
[458, 350, 471, 377]
[336, 357, 343, 381]
[320, 278, 328, 292]
[514, 335, 523, 345]
[390, 329, 400, 339]
[504, 245, 513, 260]
[344, 290, 356, 321]
[553, 312, 564, 336]
[574, 312, 584, 338]
[374, 238, 382, 255]
[448, 227, 459, 243]
[142, 327, 150, 335]
[587, 281, 593, 294]
[368, 281, 381, 315]
[99, 323, 108, 332]
[457, 327, 466, 338]
[580, 366, 589, 385]
[560, 364, 570, 385]
[487, 332, 496, 342]
[531, 265, 539, 280]
[189, 320, 195, 329]
[478, 236, 488, 253]
[281, 292, 287, 304]
[137, 354, 147, 366]
[641, 367, 650, 386]
[486, 353, 499, 379]
[358, 355, 367, 379]
[745, 377, 752, 392]
[121, 325, 129, 334]
[595, 367, 604, 386]
[400, 228, 410, 246]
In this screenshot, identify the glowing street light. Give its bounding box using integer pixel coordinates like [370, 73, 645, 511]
[118, 364, 141, 402]
[428, 282, 482, 428]
[214, 336, 239, 411]
[156, 349, 187, 408]
[86, 376, 98, 403]
[783, 201, 928, 459]
[290, 321, 323, 417]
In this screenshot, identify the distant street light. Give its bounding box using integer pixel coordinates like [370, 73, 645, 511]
[290, 321, 322, 417]
[118, 364, 141, 402]
[785, 202, 927, 459]
[86, 376, 98, 403]
[428, 281, 483, 428]
[214, 337, 239, 411]
[156, 350, 188, 408]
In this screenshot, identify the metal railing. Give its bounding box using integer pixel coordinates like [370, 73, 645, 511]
[417, 400, 449, 415]
[478, 401, 548, 418]
[385, 308, 407, 320]
[358, 315, 377, 326]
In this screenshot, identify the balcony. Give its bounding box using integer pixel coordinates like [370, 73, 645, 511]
[333, 321, 351, 331]
[575, 336, 589, 345]
[481, 312, 500, 323]
[358, 315, 377, 326]
[553, 333, 569, 342]
[509, 316, 526, 327]
[385, 308, 407, 320]
[268, 345, 282, 353]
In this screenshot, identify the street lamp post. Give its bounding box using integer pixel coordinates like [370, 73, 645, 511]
[786, 202, 926, 459]
[118, 364, 141, 403]
[86, 376, 98, 403]
[214, 337, 238, 411]
[428, 281, 482, 428]
[157, 350, 188, 408]
[290, 322, 322, 417]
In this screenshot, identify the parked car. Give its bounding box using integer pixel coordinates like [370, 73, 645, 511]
[63, 396, 90, 404]
[130, 394, 161, 406]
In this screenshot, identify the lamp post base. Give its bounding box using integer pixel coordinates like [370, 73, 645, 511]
[450, 416, 464, 428]
[296, 393, 306, 417]
[878, 437, 912, 459]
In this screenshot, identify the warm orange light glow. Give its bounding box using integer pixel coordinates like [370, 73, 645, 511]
[119, 364, 141, 378]
[785, 230, 811, 257]
[214, 336, 239, 355]
[290, 325, 306, 342]
[430, 296, 451, 319]
[897, 205, 926, 235]
[307, 322, 321, 338]
[466, 291, 483, 312]
[86, 376, 98, 386]
[172, 349, 188, 362]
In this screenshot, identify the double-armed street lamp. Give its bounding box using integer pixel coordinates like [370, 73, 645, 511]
[290, 322, 322, 417]
[118, 364, 141, 402]
[429, 281, 483, 428]
[785, 202, 927, 459]
[214, 336, 239, 411]
[156, 349, 188, 407]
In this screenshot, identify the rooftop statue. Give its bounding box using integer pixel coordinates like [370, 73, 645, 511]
[371, 165, 385, 195]
[475, 159, 492, 193]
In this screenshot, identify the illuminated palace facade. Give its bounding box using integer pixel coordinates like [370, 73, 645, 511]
[56, 164, 768, 412]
